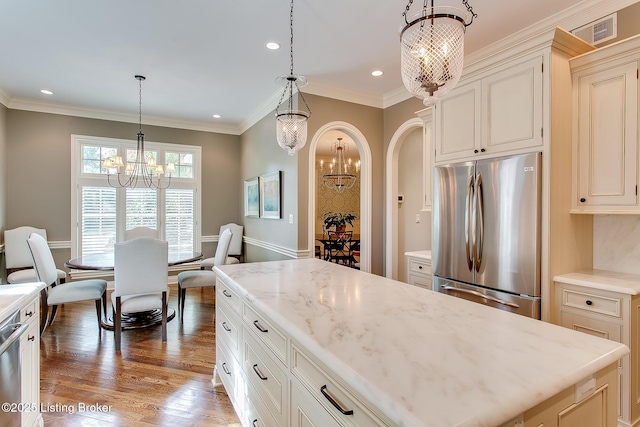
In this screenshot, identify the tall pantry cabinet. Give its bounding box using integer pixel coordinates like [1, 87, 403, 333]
[432, 28, 594, 320]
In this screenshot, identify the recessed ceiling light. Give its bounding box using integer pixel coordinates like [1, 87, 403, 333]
[40, 89, 53, 95]
[371, 70, 383, 77]
[266, 42, 280, 50]
[212, 114, 221, 119]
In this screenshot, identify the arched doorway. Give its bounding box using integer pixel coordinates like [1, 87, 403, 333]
[385, 117, 428, 279]
[308, 122, 372, 273]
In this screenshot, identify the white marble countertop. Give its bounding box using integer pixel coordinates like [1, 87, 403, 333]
[403, 249, 431, 261]
[554, 270, 640, 295]
[0, 282, 45, 322]
[216, 259, 628, 427]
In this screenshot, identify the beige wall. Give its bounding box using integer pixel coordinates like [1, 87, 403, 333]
[239, 108, 299, 263]
[5, 110, 241, 269]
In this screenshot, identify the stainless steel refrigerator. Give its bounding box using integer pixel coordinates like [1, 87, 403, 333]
[432, 152, 541, 318]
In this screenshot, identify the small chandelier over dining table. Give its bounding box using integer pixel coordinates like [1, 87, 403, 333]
[102, 75, 175, 189]
[322, 138, 357, 193]
[274, 0, 312, 156]
[400, 0, 477, 105]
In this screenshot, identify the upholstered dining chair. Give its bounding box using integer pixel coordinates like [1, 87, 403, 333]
[124, 226, 159, 240]
[5, 226, 66, 284]
[27, 233, 107, 333]
[177, 228, 233, 319]
[201, 223, 243, 269]
[112, 236, 169, 351]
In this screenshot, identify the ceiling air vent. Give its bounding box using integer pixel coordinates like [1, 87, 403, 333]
[571, 13, 617, 45]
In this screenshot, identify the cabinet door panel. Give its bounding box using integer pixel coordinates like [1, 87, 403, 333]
[435, 81, 481, 162]
[576, 61, 638, 208]
[482, 56, 543, 152]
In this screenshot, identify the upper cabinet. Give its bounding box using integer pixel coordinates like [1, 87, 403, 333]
[570, 35, 640, 213]
[434, 55, 543, 163]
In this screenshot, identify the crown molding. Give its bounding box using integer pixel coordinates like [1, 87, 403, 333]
[0, 86, 10, 108]
[382, 86, 413, 109]
[239, 88, 283, 135]
[304, 79, 384, 109]
[7, 97, 241, 135]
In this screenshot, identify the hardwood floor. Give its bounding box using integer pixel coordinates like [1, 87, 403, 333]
[39, 285, 242, 427]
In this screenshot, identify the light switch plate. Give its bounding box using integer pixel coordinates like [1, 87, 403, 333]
[289, 214, 294, 224]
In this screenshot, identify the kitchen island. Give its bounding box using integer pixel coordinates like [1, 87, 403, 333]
[214, 259, 628, 427]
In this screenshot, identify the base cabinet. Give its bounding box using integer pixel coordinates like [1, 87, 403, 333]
[216, 275, 620, 427]
[554, 279, 639, 426]
[20, 294, 41, 427]
[404, 251, 432, 290]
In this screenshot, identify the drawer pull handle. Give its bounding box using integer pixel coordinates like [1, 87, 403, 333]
[28, 335, 35, 342]
[222, 289, 232, 298]
[252, 364, 268, 381]
[25, 311, 33, 317]
[586, 300, 593, 306]
[222, 322, 231, 332]
[321, 385, 354, 416]
[252, 420, 258, 427]
[222, 362, 231, 375]
[253, 320, 268, 333]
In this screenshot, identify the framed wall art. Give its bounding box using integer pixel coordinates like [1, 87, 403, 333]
[259, 171, 281, 219]
[244, 177, 259, 217]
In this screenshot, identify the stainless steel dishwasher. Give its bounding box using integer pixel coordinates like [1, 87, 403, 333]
[0, 311, 28, 427]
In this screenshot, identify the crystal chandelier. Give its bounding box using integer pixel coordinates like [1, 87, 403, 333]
[275, 0, 312, 156]
[322, 138, 357, 193]
[400, 0, 477, 105]
[102, 75, 174, 189]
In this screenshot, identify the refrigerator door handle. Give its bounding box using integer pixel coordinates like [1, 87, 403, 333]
[465, 175, 474, 272]
[441, 285, 520, 309]
[474, 173, 484, 272]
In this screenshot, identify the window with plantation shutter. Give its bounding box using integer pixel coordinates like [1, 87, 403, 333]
[71, 135, 201, 259]
[81, 187, 117, 255]
[165, 189, 194, 251]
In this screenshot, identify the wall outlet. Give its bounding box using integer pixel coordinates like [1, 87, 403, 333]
[574, 375, 596, 403]
[289, 214, 294, 224]
[415, 214, 420, 223]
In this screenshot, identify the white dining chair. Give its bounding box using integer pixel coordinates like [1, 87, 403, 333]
[27, 233, 107, 333]
[177, 228, 232, 319]
[124, 226, 159, 240]
[201, 223, 243, 269]
[5, 226, 66, 284]
[112, 236, 169, 351]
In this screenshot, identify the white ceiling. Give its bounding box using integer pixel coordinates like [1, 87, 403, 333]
[0, 0, 630, 135]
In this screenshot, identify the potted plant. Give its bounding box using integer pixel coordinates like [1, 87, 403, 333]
[323, 212, 357, 233]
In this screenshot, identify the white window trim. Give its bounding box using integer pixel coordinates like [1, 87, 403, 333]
[70, 134, 202, 259]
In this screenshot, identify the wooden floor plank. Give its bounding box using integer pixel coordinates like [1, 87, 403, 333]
[40, 285, 241, 427]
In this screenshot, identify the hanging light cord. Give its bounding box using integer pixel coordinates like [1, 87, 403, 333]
[275, 0, 311, 116]
[138, 77, 143, 134]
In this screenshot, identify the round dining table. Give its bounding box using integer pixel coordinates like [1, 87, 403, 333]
[65, 250, 202, 330]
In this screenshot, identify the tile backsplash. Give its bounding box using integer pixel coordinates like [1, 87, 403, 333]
[594, 215, 640, 274]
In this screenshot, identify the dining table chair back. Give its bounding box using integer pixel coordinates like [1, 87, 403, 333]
[27, 233, 106, 333]
[124, 226, 159, 241]
[326, 231, 353, 265]
[201, 223, 243, 269]
[112, 236, 169, 351]
[5, 226, 66, 284]
[178, 228, 233, 318]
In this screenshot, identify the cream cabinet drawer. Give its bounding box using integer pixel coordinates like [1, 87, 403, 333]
[245, 384, 281, 427]
[216, 338, 245, 409]
[243, 331, 288, 426]
[291, 379, 341, 427]
[20, 296, 38, 324]
[559, 311, 622, 343]
[243, 303, 287, 364]
[408, 273, 432, 290]
[216, 302, 241, 357]
[217, 278, 241, 315]
[408, 259, 430, 275]
[560, 288, 622, 318]
[291, 344, 388, 427]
